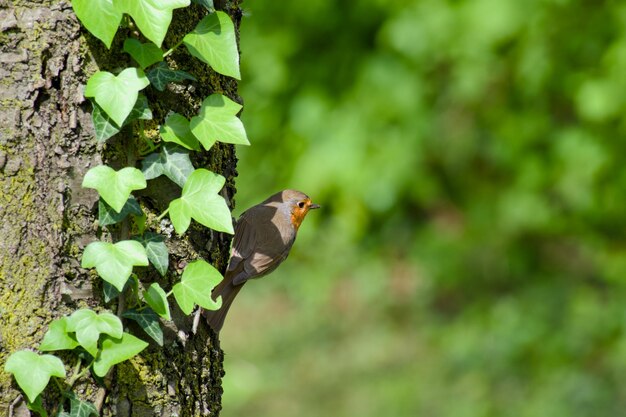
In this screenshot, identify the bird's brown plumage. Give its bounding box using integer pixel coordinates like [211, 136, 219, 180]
[205, 190, 319, 332]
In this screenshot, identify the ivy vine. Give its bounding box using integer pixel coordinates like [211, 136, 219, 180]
[4, 0, 246, 415]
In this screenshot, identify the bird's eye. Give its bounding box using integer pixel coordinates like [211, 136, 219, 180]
[297, 201, 306, 209]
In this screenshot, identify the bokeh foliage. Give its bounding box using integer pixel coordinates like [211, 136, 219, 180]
[221, 0, 626, 416]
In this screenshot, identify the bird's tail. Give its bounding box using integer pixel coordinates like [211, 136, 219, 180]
[204, 277, 244, 333]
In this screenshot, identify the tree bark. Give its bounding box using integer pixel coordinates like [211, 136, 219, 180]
[0, 0, 240, 415]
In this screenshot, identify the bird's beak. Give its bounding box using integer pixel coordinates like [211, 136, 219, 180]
[309, 203, 321, 210]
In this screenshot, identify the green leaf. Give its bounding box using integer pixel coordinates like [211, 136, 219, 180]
[91, 102, 121, 142]
[141, 144, 194, 188]
[65, 392, 98, 417]
[82, 165, 146, 212]
[173, 260, 223, 315]
[99, 196, 143, 227]
[123, 38, 163, 69]
[190, 94, 249, 150]
[191, 0, 214, 11]
[82, 241, 149, 291]
[128, 94, 153, 121]
[4, 351, 66, 403]
[122, 308, 163, 346]
[93, 332, 149, 377]
[39, 317, 79, 352]
[143, 283, 171, 320]
[27, 395, 48, 417]
[132, 232, 169, 276]
[146, 62, 196, 92]
[65, 309, 123, 357]
[183, 11, 240, 79]
[113, 0, 190, 47]
[85, 68, 150, 126]
[103, 281, 120, 303]
[58, 412, 71, 417]
[71, 0, 122, 48]
[160, 113, 201, 151]
[91, 94, 152, 143]
[168, 169, 234, 234]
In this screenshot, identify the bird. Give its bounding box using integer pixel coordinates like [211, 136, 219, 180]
[204, 189, 320, 332]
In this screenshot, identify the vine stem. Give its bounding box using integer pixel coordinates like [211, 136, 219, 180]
[156, 208, 170, 221]
[67, 358, 96, 388]
[163, 38, 185, 58]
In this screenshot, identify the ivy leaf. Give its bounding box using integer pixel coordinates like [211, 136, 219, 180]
[103, 281, 120, 303]
[123, 38, 163, 69]
[122, 308, 163, 346]
[91, 94, 152, 143]
[168, 169, 234, 234]
[99, 196, 143, 227]
[173, 260, 223, 315]
[27, 395, 48, 417]
[65, 309, 123, 357]
[91, 102, 121, 143]
[39, 317, 79, 352]
[4, 351, 66, 402]
[71, 0, 122, 48]
[190, 94, 249, 150]
[146, 62, 196, 92]
[82, 165, 146, 212]
[183, 11, 240, 79]
[141, 143, 194, 188]
[191, 0, 214, 11]
[113, 0, 190, 47]
[93, 332, 149, 377]
[65, 392, 98, 417]
[85, 68, 150, 126]
[82, 241, 149, 291]
[143, 283, 171, 320]
[160, 113, 200, 151]
[132, 232, 169, 276]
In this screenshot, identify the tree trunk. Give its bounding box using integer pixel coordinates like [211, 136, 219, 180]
[0, 0, 240, 415]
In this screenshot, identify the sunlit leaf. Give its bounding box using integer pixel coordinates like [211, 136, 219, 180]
[85, 68, 150, 126]
[39, 317, 79, 352]
[4, 351, 66, 402]
[82, 165, 146, 213]
[183, 11, 240, 79]
[168, 169, 234, 234]
[65, 309, 123, 357]
[190, 94, 249, 150]
[93, 332, 149, 377]
[81, 241, 149, 292]
[113, 0, 190, 47]
[173, 260, 223, 314]
[71, 0, 122, 48]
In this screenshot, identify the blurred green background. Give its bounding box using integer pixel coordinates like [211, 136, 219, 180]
[220, 0, 626, 416]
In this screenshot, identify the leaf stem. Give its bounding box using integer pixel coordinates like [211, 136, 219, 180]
[156, 208, 170, 221]
[165, 290, 174, 298]
[67, 358, 96, 388]
[163, 38, 185, 58]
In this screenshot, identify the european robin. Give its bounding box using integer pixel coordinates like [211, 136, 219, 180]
[205, 189, 320, 332]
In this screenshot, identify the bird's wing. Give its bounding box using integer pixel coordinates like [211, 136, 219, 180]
[226, 213, 257, 276]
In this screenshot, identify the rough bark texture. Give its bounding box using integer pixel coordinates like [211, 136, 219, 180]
[0, 0, 241, 415]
